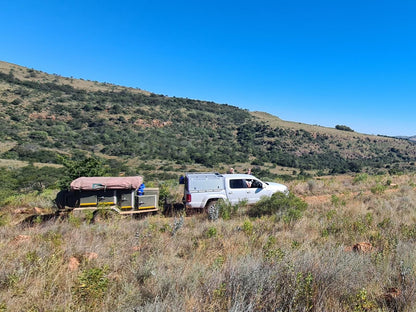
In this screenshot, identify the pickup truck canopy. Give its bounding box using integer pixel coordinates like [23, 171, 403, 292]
[70, 176, 143, 191]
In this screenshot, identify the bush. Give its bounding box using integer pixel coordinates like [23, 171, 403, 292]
[335, 125, 354, 132]
[371, 183, 387, 194]
[58, 156, 107, 190]
[219, 200, 241, 220]
[206, 226, 217, 238]
[207, 200, 241, 221]
[353, 173, 368, 184]
[72, 266, 109, 308]
[248, 192, 307, 223]
[242, 219, 253, 235]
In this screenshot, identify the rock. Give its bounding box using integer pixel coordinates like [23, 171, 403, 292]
[353, 242, 373, 253]
[13, 208, 32, 214]
[68, 256, 80, 271]
[33, 207, 44, 214]
[84, 252, 98, 260]
[344, 246, 353, 252]
[9, 235, 31, 245]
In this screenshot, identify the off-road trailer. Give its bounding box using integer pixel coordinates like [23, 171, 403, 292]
[55, 176, 159, 215]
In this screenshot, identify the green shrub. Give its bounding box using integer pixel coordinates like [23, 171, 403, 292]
[335, 125, 354, 132]
[58, 156, 107, 190]
[248, 192, 307, 223]
[331, 195, 340, 207]
[219, 200, 240, 220]
[206, 227, 217, 238]
[352, 288, 376, 312]
[0, 214, 9, 227]
[242, 219, 253, 235]
[353, 173, 368, 184]
[370, 184, 386, 194]
[158, 182, 171, 206]
[207, 200, 241, 221]
[72, 266, 109, 308]
[263, 236, 285, 262]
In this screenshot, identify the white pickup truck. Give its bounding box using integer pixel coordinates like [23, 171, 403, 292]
[182, 172, 289, 211]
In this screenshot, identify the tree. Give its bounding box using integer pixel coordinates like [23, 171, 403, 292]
[335, 125, 354, 132]
[58, 156, 107, 190]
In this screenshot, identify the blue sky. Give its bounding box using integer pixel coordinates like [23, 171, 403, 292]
[1, 0, 415, 136]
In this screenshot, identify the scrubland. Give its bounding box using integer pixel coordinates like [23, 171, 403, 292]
[1, 173, 416, 311]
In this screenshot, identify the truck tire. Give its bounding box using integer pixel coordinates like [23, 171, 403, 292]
[205, 199, 222, 220]
[205, 200, 218, 211]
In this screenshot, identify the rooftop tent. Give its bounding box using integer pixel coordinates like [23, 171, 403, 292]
[70, 176, 143, 191]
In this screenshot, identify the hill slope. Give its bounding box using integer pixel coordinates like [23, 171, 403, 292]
[1, 60, 416, 175]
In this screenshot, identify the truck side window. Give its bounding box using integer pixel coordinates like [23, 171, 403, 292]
[252, 180, 262, 188]
[229, 179, 247, 189]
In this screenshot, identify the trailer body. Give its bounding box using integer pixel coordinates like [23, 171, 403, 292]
[57, 176, 159, 214]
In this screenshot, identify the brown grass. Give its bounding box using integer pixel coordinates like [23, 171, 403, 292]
[0, 60, 150, 95]
[251, 110, 381, 139]
[0, 173, 416, 311]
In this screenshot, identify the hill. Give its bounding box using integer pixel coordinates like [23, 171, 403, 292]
[396, 135, 416, 143]
[1, 60, 416, 178]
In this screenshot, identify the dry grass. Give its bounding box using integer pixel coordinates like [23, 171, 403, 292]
[251, 111, 382, 139]
[0, 158, 62, 169]
[0, 60, 150, 95]
[0, 173, 416, 311]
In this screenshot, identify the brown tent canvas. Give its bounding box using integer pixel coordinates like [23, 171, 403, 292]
[70, 176, 143, 191]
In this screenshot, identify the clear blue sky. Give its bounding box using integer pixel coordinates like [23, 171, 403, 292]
[1, 1, 415, 136]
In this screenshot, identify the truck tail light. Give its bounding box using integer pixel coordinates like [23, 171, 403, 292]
[186, 194, 191, 202]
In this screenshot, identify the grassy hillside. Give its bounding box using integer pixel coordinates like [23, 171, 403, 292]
[1, 60, 416, 179]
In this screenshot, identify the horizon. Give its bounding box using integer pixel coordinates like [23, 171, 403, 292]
[1, 1, 416, 137]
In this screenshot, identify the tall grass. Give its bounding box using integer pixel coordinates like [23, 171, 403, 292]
[0, 173, 415, 311]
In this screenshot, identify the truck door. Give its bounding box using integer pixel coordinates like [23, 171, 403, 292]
[227, 178, 258, 205]
[248, 179, 267, 203]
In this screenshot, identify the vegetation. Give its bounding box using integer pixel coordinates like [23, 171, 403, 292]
[1, 61, 416, 178]
[2, 61, 416, 311]
[336, 124, 355, 132]
[0, 174, 415, 311]
[58, 156, 107, 190]
[248, 192, 307, 223]
[0, 165, 63, 207]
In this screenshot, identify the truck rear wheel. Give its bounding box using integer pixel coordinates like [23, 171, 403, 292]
[205, 200, 218, 211]
[205, 199, 223, 220]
